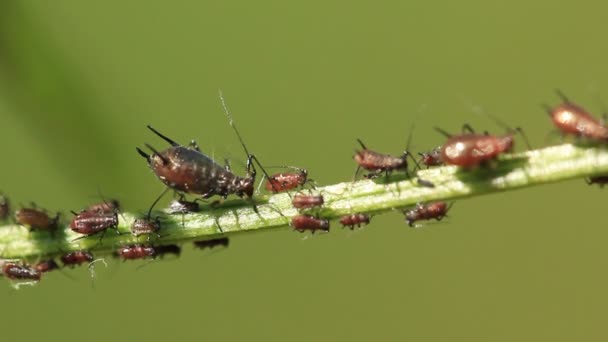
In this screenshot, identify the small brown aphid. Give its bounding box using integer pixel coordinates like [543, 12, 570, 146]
[586, 175, 608, 187]
[34, 259, 59, 273]
[546, 91, 608, 141]
[115, 244, 156, 260]
[70, 210, 119, 238]
[167, 199, 200, 214]
[15, 208, 60, 232]
[339, 213, 370, 229]
[131, 216, 161, 238]
[353, 139, 418, 179]
[418, 147, 443, 168]
[194, 237, 230, 250]
[291, 215, 330, 233]
[155, 244, 182, 258]
[86, 199, 120, 214]
[0, 194, 9, 221]
[405, 201, 450, 227]
[60, 251, 94, 267]
[265, 167, 312, 193]
[2, 263, 41, 281]
[292, 193, 324, 209]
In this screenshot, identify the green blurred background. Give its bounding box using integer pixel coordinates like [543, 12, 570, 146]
[1, 1, 607, 340]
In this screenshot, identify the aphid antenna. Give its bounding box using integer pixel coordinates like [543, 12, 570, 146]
[356, 138, 368, 150]
[146, 125, 180, 147]
[218, 90, 280, 193]
[555, 89, 570, 103]
[144, 143, 170, 165]
[446, 201, 455, 213]
[469, 106, 532, 150]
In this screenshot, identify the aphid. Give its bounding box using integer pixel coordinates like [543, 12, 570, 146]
[131, 216, 161, 238]
[291, 193, 324, 209]
[353, 139, 419, 179]
[339, 213, 370, 229]
[15, 208, 60, 232]
[404, 201, 451, 227]
[2, 263, 41, 281]
[135, 92, 278, 209]
[154, 244, 182, 258]
[0, 194, 9, 221]
[265, 166, 313, 193]
[69, 209, 119, 240]
[291, 215, 330, 233]
[545, 91, 608, 140]
[586, 175, 608, 187]
[86, 199, 120, 214]
[435, 125, 521, 168]
[167, 198, 200, 214]
[115, 244, 156, 260]
[193, 237, 230, 250]
[418, 147, 443, 168]
[60, 251, 94, 267]
[33, 259, 59, 273]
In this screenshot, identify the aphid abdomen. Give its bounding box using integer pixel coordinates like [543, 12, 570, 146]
[2, 263, 41, 281]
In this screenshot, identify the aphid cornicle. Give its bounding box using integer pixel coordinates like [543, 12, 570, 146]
[2, 263, 41, 281]
[291, 215, 330, 233]
[193, 237, 230, 250]
[60, 251, 94, 267]
[136, 92, 278, 208]
[15, 208, 60, 232]
[546, 91, 608, 140]
[291, 193, 324, 209]
[339, 213, 370, 229]
[69, 209, 119, 240]
[404, 201, 451, 227]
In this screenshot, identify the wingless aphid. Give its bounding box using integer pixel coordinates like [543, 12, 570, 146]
[60, 251, 94, 267]
[2, 262, 41, 282]
[265, 166, 314, 193]
[545, 90, 608, 141]
[15, 208, 60, 233]
[339, 213, 370, 229]
[291, 215, 330, 233]
[136, 92, 279, 210]
[404, 201, 452, 227]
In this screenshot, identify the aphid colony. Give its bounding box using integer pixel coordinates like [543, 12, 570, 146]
[2, 90, 606, 287]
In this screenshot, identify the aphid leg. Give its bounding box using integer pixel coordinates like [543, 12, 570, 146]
[188, 139, 201, 152]
[213, 215, 223, 233]
[514, 127, 532, 150]
[353, 165, 362, 182]
[147, 125, 180, 147]
[224, 158, 232, 172]
[405, 151, 421, 173]
[555, 89, 570, 103]
[147, 188, 170, 219]
[434, 127, 452, 138]
[462, 124, 476, 134]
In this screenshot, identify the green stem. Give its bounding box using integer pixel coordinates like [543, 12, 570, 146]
[1, 143, 607, 260]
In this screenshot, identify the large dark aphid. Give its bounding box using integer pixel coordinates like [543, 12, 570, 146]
[404, 201, 451, 227]
[131, 216, 161, 238]
[115, 245, 156, 260]
[545, 91, 608, 141]
[60, 251, 94, 267]
[34, 259, 60, 273]
[0, 194, 9, 221]
[2, 263, 41, 281]
[193, 237, 230, 250]
[69, 209, 119, 240]
[339, 213, 370, 229]
[291, 193, 324, 209]
[136, 92, 277, 205]
[291, 215, 330, 233]
[15, 208, 60, 232]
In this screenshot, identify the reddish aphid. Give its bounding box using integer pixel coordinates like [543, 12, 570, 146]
[586, 175, 608, 187]
[60, 251, 94, 267]
[353, 139, 419, 179]
[418, 147, 443, 168]
[404, 201, 451, 227]
[131, 216, 161, 238]
[339, 213, 370, 229]
[86, 199, 120, 214]
[546, 91, 608, 140]
[34, 259, 59, 273]
[265, 166, 312, 193]
[194, 237, 230, 250]
[69, 209, 119, 240]
[15, 208, 60, 232]
[435, 125, 520, 168]
[115, 245, 156, 260]
[135, 92, 278, 209]
[0, 194, 9, 221]
[291, 215, 330, 233]
[292, 193, 324, 209]
[2, 263, 41, 281]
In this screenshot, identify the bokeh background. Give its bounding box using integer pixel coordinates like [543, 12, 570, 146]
[1, 1, 607, 340]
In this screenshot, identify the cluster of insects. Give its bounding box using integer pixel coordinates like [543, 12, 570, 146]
[2, 90, 607, 287]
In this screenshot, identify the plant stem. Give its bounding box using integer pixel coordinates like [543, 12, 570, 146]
[1, 143, 607, 260]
